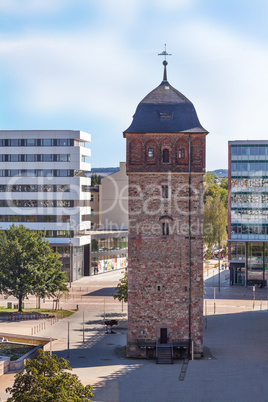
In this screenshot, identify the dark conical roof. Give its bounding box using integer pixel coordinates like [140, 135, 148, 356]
[123, 79, 208, 136]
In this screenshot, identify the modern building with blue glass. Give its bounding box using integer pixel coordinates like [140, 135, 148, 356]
[228, 140, 268, 286]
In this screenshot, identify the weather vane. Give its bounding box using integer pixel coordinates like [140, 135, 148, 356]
[158, 44, 172, 61]
[158, 44, 171, 81]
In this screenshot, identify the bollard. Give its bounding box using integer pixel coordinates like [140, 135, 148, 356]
[205, 300, 207, 329]
[77, 304, 79, 310]
[83, 311, 85, 344]
[67, 321, 70, 358]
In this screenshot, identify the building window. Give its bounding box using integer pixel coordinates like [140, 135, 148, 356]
[25, 139, 37, 146]
[24, 216, 38, 222]
[57, 200, 71, 207]
[163, 149, 169, 163]
[178, 149, 185, 159]
[42, 154, 53, 162]
[90, 194, 94, 202]
[57, 184, 70, 192]
[58, 154, 70, 162]
[40, 200, 54, 207]
[160, 113, 172, 120]
[162, 222, 169, 236]
[25, 154, 36, 162]
[148, 148, 154, 157]
[41, 185, 53, 192]
[41, 139, 53, 146]
[162, 185, 169, 199]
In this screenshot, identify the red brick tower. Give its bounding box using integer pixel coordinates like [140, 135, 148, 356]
[123, 59, 208, 359]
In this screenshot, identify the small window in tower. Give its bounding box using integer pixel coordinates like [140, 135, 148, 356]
[148, 148, 154, 157]
[179, 149, 185, 159]
[159, 112, 172, 120]
[162, 185, 168, 199]
[163, 149, 169, 163]
[162, 222, 169, 236]
[157, 285, 162, 292]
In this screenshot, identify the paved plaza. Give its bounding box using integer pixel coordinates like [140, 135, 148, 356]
[0, 268, 268, 401]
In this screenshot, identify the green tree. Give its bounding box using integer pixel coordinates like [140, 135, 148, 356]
[6, 350, 93, 402]
[220, 177, 228, 190]
[0, 225, 69, 312]
[113, 271, 128, 303]
[91, 172, 101, 186]
[203, 183, 228, 207]
[203, 172, 217, 185]
[203, 194, 228, 249]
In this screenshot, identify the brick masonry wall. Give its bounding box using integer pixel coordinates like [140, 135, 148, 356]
[127, 171, 204, 357]
[126, 133, 206, 174]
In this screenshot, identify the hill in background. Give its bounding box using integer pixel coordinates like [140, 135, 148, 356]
[209, 169, 228, 177]
[91, 167, 228, 178]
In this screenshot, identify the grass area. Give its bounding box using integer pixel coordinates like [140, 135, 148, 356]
[0, 307, 74, 318]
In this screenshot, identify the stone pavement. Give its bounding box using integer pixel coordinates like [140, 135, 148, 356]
[1, 269, 268, 401]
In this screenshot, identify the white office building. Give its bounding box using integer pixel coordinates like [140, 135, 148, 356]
[0, 130, 91, 282]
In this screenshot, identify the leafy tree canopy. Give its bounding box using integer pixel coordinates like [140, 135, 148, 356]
[220, 177, 228, 190]
[113, 271, 128, 303]
[203, 194, 228, 249]
[6, 350, 93, 402]
[0, 224, 69, 312]
[91, 172, 101, 186]
[203, 172, 217, 185]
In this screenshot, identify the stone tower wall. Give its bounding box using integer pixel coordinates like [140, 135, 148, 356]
[126, 130, 205, 357]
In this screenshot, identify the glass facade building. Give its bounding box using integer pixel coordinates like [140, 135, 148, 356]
[228, 140, 268, 286]
[90, 232, 128, 275]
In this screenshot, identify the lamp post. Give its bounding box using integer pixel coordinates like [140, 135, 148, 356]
[69, 237, 72, 288]
[218, 224, 221, 292]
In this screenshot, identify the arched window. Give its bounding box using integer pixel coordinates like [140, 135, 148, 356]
[162, 222, 169, 236]
[163, 149, 169, 163]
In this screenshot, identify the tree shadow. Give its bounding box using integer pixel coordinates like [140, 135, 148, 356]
[83, 287, 116, 296]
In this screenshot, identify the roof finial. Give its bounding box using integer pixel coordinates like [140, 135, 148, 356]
[158, 44, 172, 81]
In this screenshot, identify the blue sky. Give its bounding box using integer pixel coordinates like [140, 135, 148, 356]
[1, 0, 268, 170]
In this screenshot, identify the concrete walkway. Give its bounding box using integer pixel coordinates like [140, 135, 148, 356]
[1, 269, 268, 401]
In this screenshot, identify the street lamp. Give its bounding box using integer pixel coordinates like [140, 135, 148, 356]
[218, 223, 221, 292]
[69, 237, 72, 288]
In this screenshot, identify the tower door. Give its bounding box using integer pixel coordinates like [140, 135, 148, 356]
[160, 328, 168, 344]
